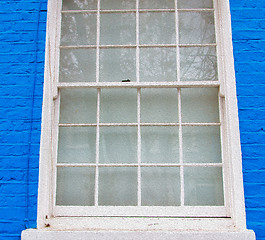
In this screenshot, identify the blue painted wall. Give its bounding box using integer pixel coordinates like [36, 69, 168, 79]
[0, 1, 47, 239]
[0, 0, 264, 239]
[230, 1, 265, 239]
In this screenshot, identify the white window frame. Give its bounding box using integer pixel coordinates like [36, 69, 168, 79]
[36, 0, 248, 232]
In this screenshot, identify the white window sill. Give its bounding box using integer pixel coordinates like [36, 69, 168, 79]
[22, 229, 255, 240]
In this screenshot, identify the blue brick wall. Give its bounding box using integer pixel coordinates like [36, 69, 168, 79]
[230, 0, 265, 239]
[0, 0, 47, 239]
[0, 0, 264, 239]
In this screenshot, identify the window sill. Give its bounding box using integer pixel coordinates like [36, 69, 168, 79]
[22, 229, 255, 240]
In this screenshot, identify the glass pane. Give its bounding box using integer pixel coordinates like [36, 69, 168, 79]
[59, 49, 96, 82]
[140, 12, 176, 44]
[181, 88, 219, 123]
[142, 167, 180, 206]
[60, 88, 97, 124]
[99, 48, 136, 82]
[99, 127, 137, 163]
[100, 88, 137, 123]
[58, 127, 96, 163]
[141, 88, 178, 123]
[183, 126, 221, 163]
[56, 167, 95, 206]
[140, 48, 177, 82]
[141, 127, 179, 163]
[178, 0, 213, 9]
[98, 167, 137, 206]
[100, 13, 136, 45]
[180, 47, 217, 81]
[101, 0, 135, 9]
[184, 167, 224, 206]
[139, 0, 174, 9]
[61, 13, 97, 46]
[179, 12, 215, 44]
[62, 0, 97, 10]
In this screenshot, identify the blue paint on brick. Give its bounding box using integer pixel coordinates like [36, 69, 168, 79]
[0, 0, 47, 238]
[0, 0, 264, 239]
[230, 0, 265, 239]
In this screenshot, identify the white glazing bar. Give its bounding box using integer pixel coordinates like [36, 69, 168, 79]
[57, 163, 223, 168]
[179, 43, 217, 47]
[94, 88, 100, 206]
[178, 88, 185, 206]
[60, 43, 217, 49]
[175, 0, 180, 82]
[137, 88, 141, 206]
[61, 10, 98, 13]
[96, 0, 100, 83]
[136, 1, 141, 206]
[176, 0, 184, 207]
[94, 0, 101, 206]
[61, 9, 177, 14]
[138, 9, 175, 12]
[178, 9, 214, 12]
[58, 122, 221, 127]
[136, 0, 140, 83]
[57, 81, 220, 88]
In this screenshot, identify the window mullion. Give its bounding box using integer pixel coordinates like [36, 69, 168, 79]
[96, 0, 100, 84]
[136, 0, 141, 207]
[94, 0, 101, 207]
[175, 0, 184, 207]
[175, 0, 180, 82]
[95, 88, 100, 206]
[137, 88, 141, 206]
[178, 88, 184, 206]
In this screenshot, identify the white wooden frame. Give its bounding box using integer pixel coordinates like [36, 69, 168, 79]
[37, 0, 247, 231]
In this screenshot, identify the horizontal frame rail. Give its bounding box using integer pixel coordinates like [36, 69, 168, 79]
[61, 9, 214, 14]
[60, 43, 217, 49]
[57, 81, 220, 88]
[57, 163, 223, 167]
[54, 206, 227, 217]
[58, 123, 221, 127]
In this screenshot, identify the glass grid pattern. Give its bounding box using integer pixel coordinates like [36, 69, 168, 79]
[56, 0, 224, 207]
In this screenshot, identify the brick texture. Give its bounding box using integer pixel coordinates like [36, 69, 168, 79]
[230, 0, 265, 239]
[0, 0, 264, 239]
[0, 1, 47, 239]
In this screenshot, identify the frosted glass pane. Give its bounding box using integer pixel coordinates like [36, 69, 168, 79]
[60, 88, 97, 124]
[140, 48, 177, 82]
[56, 167, 95, 206]
[141, 127, 179, 163]
[98, 167, 137, 206]
[142, 167, 180, 206]
[179, 12, 215, 44]
[178, 0, 213, 9]
[62, 0, 97, 10]
[141, 88, 178, 123]
[100, 13, 136, 45]
[58, 127, 96, 163]
[181, 88, 219, 123]
[101, 0, 135, 9]
[100, 88, 137, 123]
[99, 48, 136, 82]
[139, 0, 174, 9]
[61, 13, 97, 46]
[180, 47, 217, 81]
[184, 167, 224, 206]
[183, 126, 221, 163]
[140, 12, 176, 44]
[99, 127, 137, 163]
[59, 49, 96, 82]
